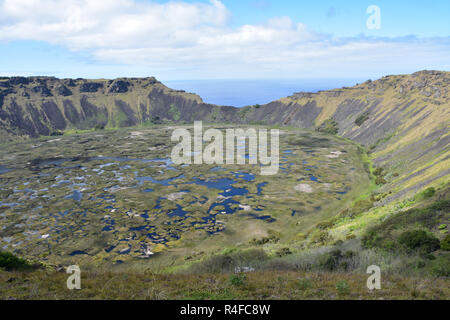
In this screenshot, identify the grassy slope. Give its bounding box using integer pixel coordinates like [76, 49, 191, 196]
[1, 270, 448, 300]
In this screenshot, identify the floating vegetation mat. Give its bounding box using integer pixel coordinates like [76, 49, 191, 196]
[0, 126, 370, 265]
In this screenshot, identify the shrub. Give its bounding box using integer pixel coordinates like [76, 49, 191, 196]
[0, 251, 32, 271]
[373, 167, 384, 176]
[250, 235, 279, 245]
[428, 255, 450, 277]
[168, 104, 181, 121]
[335, 280, 350, 295]
[362, 200, 449, 251]
[298, 279, 312, 290]
[398, 230, 440, 253]
[375, 176, 387, 185]
[190, 249, 268, 273]
[316, 119, 339, 135]
[318, 249, 342, 271]
[418, 187, 436, 199]
[50, 130, 64, 136]
[372, 167, 387, 184]
[343, 250, 355, 259]
[150, 116, 162, 124]
[316, 220, 334, 230]
[355, 112, 370, 126]
[430, 200, 450, 211]
[229, 273, 246, 287]
[196, 255, 235, 273]
[275, 248, 292, 257]
[441, 235, 450, 251]
[94, 123, 105, 130]
[311, 230, 331, 245]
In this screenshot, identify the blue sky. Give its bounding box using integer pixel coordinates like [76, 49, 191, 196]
[222, 0, 450, 37]
[0, 0, 449, 80]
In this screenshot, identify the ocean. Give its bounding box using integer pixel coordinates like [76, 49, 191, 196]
[163, 78, 365, 108]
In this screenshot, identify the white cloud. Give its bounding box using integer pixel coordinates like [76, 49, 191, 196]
[0, 0, 449, 79]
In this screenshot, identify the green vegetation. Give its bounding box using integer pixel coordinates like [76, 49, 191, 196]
[0, 125, 372, 270]
[1, 270, 448, 300]
[417, 187, 436, 200]
[50, 130, 64, 136]
[441, 235, 450, 251]
[316, 119, 339, 135]
[373, 167, 387, 185]
[368, 132, 397, 153]
[427, 254, 450, 277]
[0, 251, 34, 271]
[298, 278, 312, 291]
[337, 198, 374, 219]
[113, 107, 130, 127]
[355, 112, 370, 126]
[335, 280, 350, 295]
[318, 249, 345, 271]
[237, 106, 252, 118]
[94, 123, 106, 130]
[189, 249, 268, 274]
[229, 273, 246, 287]
[168, 104, 181, 121]
[398, 230, 440, 253]
[275, 247, 292, 257]
[362, 199, 449, 251]
[250, 234, 280, 245]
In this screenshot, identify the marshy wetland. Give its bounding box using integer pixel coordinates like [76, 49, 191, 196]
[0, 125, 371, 269]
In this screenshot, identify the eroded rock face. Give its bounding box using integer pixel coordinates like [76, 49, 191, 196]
[109, 80, 131, 93]
[57, 85, 72, 96]
[9, 77, 30, 86]
[0, 76, 238, 139]
[41, 101, 66, 130]
[64, 79, 77, 87]
[32, 85, 53, 97]
[80, 82, 103, 93]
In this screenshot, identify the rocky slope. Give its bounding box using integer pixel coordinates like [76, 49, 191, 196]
[240, 70, 449, 202]
[0, 76, 239, 140]
[0, 71, 448, 201]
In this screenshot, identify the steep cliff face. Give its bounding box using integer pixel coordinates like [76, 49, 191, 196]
[253, 70, 449, 147]
[0, 76, 239, 140]
[241, 70, 449, 201]
[2, 71, 447, 143]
